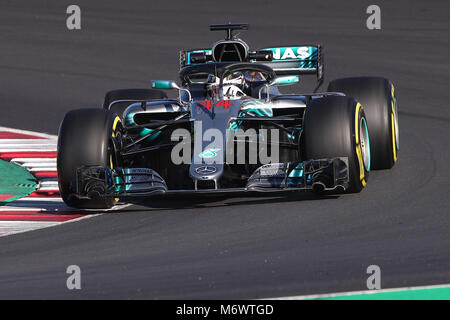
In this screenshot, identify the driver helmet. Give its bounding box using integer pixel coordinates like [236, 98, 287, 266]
[207, 71, 265, 99]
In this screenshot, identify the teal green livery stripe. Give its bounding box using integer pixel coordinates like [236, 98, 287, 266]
[314, 285, 450, 300]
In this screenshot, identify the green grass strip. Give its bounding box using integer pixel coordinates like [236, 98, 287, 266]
[0, 159, 37, 205]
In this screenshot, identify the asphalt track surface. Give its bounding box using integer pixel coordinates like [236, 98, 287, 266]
[0, 0, 449, 299]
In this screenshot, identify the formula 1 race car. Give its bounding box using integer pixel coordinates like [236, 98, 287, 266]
[57, 23, 399, 209]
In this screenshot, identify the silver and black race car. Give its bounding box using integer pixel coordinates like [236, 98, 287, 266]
[57, 23, 399, 209]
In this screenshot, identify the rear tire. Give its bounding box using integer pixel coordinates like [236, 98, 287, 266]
[57, 108, 121, 209]
[328, 77, 398, 169]
[303, 96, 370, 193]
[103, 88, 168, 119]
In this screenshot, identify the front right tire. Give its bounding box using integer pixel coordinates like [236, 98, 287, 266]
[302, 96, 371, 193]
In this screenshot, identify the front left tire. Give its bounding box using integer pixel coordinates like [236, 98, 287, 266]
[57, 108, 121, 209]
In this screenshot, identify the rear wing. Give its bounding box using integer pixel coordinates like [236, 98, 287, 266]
[259, 46, 322, 75]
[179, 44, 324, 90]
[259, 45, 323, 89]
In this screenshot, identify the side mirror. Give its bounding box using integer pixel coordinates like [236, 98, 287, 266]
[151, 80, 180, 90]
[259, 75, 301, 101]
[274, 75, 300, 85]
[151, 80, 192, 102]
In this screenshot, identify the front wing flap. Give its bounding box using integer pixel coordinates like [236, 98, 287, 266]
[75, 166, 167, 199]
[246, 157, 349, 192]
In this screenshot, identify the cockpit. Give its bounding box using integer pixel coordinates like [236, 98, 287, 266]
[179, 62, 277, 101]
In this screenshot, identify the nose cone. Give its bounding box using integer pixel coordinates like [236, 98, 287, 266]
[189, 163, 224, 189]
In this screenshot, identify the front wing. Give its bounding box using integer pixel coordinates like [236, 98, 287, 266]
[72, 157, 349, 200]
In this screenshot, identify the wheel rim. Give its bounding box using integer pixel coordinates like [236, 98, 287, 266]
[393, 101, 399, 150]
[391, 85, 399, 151]
[360, 117, 371, 171]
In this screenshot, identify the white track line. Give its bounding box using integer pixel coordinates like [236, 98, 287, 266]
[19, 163, 57, 170]
[0, 207, 47, 212]
[36, 182, 59, 192]
[12, 158, 57, 163]
[10, 158, 57, 163]
[29, 168, 56, 172]
[37, 182, 59, 189]
[17, 197, 64, 202]
[0, 139, 57, 145]
[264, 283, 450, 300]
[38, 179, 58, 184]
[0, 215, 95, 237]
[0, 221, 60, 235]
[0, 147, 57, 152]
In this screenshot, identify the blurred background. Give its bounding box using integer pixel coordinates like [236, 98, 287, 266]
[0, 0, 448, 134]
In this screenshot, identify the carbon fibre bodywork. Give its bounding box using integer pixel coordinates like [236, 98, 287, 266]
[73, 24, 351, 200]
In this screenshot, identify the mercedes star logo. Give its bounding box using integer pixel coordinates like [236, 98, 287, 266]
[194, 166, 217, 174]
